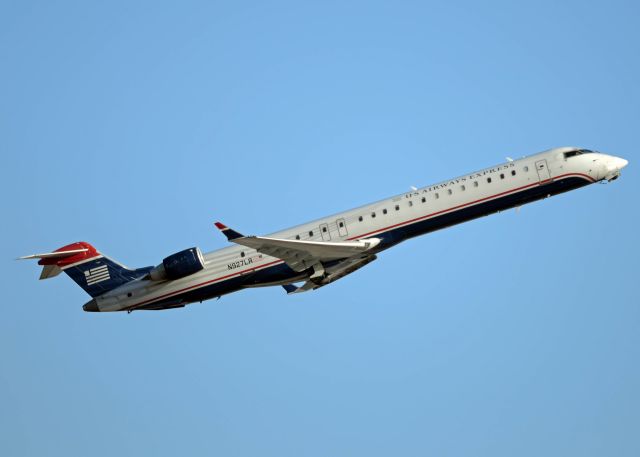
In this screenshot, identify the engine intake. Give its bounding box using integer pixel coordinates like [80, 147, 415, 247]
[149, 247, 205, 281]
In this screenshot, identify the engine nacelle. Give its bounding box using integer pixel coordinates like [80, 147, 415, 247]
[149, 247, 205, 281]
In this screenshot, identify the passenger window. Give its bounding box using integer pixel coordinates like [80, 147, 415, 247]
[435, 193, 439, 199]
[371, 212, 376, 218]
[322, 226, 327, 232]
[309, 230, 313, 237]
[240, 251, 245, 257]
[460, 185, 466, 191]
[339, 221, 344, 228]
[500, 173, 505, 179]
[383, 208, 388, 214]
[408, 201, 413, 207]
[296, 235, 300, 240]
[487, 177, 492, 183]
[395, 205, 400, 211]
[358, 216, 363, 222]
[511, 170, 516, 176]
[421, 197, 426, 203]
[524, 166, 529, 172]
[447, 189, 452, 195]
[473, 181, 478, 187]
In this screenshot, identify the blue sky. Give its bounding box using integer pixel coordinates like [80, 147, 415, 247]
[2, 1, 639, 455]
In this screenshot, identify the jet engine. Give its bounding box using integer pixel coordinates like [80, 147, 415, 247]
[149, 247, 205, 281]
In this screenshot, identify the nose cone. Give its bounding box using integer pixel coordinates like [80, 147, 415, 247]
[602, 155, 629, 182]
[83, 299, 99, 312]
[615, 157, 629, 170]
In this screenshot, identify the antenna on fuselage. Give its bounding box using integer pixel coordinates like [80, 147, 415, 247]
[506, 157, 514, 162]
[410, 186, 418, 191]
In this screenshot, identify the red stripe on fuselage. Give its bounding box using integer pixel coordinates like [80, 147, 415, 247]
[125, 259, 283, 310]
[124, 172, 594, 310]
[349, 172, 594, 240]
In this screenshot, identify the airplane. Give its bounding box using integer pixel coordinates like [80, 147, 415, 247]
[19, 146, 628, 313]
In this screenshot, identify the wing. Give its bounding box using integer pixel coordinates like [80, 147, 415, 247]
[283, 254, 377, 294]
[214, 222, 381, 272]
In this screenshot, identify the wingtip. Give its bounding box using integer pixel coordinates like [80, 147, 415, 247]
[282, 284, 298, 294]
[213, 222, 244, 241]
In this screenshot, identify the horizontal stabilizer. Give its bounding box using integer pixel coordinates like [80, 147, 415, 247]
[39, 264, 62, 280]
[19, 245, 96, 280]
[18, 248, 89, 261]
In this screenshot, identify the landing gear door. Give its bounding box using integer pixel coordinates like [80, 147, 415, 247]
[336, 218, 348, 237]
[535, 159, 551, 183]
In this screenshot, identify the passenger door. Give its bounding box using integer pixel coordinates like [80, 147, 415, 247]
[535, 159, 551, 183]
[336, 218, 348, 237]
[320, 223, 331, 241]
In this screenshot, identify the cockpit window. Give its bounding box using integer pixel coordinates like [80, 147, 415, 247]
[564, 149, 593, 159]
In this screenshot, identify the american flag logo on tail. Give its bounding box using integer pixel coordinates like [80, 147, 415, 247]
[84, 265, 110, 286]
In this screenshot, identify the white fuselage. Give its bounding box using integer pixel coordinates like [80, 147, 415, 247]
[93, 147, 627, 312]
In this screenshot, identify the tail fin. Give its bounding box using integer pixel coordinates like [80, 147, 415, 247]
[19, 242, 152, 297]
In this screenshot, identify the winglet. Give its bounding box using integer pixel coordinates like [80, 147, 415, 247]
[282, 282, 318, 294]
[214, 222, 245, 241]
[282, 284, 298, 294]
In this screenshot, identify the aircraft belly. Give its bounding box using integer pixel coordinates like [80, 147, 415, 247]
[143, 262, 300, 308]
[400, 176, 591, 240]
